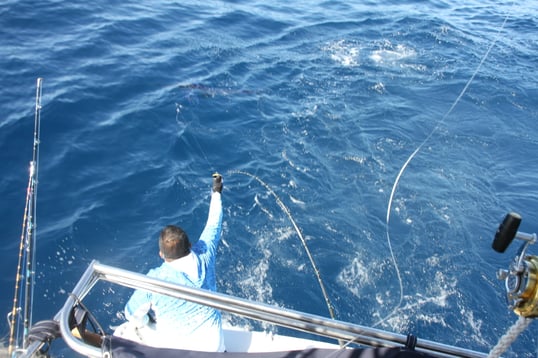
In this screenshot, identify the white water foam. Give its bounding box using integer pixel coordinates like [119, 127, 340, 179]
[323, 39, 361, 67]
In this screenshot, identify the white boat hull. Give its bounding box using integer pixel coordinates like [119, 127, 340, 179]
[114, 322, 340, 353]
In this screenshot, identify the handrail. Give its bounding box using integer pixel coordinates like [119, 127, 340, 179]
[23, 260, 489, 357]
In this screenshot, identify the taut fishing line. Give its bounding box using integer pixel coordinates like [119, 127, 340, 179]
[228, 170, 338, 323]
[175, 103, 215, 173]
[377, 9, 512, 327]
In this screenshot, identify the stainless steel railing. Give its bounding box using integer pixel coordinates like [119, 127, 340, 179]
[21, 260, 488, 357]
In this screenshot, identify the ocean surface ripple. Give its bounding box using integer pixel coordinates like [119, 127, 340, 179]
[1, 0, 537, 356]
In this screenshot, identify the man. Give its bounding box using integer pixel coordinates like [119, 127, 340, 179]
[123, 173, 225, 352]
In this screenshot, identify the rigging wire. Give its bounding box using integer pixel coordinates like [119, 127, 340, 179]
[9, 78, 43, 355]
[377, 9, 512, 327]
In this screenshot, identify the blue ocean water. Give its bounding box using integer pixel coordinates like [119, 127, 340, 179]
[1, 0, 537, 356]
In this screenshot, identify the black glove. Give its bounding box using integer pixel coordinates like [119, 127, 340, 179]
[212, 173, 223, 193]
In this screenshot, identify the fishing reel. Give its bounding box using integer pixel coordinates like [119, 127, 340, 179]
[493, 212, 538, 317]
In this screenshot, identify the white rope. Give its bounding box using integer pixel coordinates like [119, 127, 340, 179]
[487, 316, 532, 358]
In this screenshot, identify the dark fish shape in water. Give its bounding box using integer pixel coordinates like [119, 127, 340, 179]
[177, 83, 261, 104]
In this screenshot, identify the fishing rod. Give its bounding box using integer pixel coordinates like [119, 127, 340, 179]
[8, 78, 43, 356]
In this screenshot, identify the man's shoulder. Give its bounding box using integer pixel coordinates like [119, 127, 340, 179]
[148, 263, 193, 284]
[147, 263, 173, 278]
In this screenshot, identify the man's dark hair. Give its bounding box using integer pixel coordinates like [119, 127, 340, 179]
[159, 225, 191, 260]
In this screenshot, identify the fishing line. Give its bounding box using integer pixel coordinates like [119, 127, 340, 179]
[377, 10, 512, 327]
[229, 170, 338, 323]
[175, 103, 215, 172]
